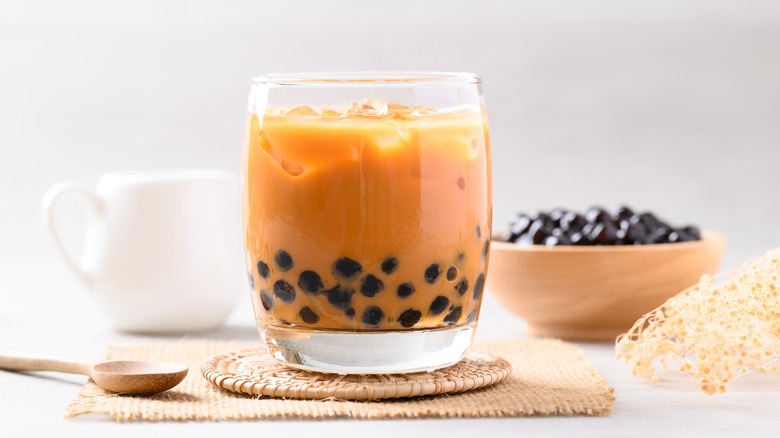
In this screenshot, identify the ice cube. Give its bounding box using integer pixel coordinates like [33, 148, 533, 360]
[320, 109, 341, 117]
[344, 102, 363, 114]
[284, 105, 319, 116]
[390, 111, 412, 120]
[387, 102, 409, 113]
[410, 106, 436, 117]
[345, 98, 388, 116]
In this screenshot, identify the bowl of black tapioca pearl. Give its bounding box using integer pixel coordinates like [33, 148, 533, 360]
[487, 205, 726, 341]
[502, 205, 703, 247]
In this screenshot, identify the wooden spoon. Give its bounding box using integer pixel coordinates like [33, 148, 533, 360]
[0, 350, 188, 394]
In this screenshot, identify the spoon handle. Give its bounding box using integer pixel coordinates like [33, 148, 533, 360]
[0, 350, 92, 376]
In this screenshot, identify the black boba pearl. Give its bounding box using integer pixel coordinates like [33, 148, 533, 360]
[560, 212, 587, 233]
[466, 309, 477, 323]
[273, 279, 295, 303]
[667, 230, 683, 243]
[257, 260, 270, 279]
[473, 273, 485, 299]
[550, 229, 572, 245]
[325, 285, 354, 309]
[297, 270, 323, 294]
[589, 222, 619, 245]
[581, 222, 596, 237]
[613, 229, 626, 245]
[361, 306, 384, 326]
[446, 266, 458, 281]
[456, 252, 466, 263]
[345, 308, 356, 318]
[260, 290, 273, 311]
[529, 211, 553, 228]
[482, 240, 490, 259]
[683, 226, 702, 240]
[429, 296, 449, 315]
[381, 257, 399, 275]
[444, 306, 463, 325]
[360, 274, 385, 297]
[424, 264, 441, 284]
[648, 226, 672, 244]
[298, 306, 319, 324]
[637, 212, 666, 233]
[585, 207, 611, 224]
[549, 208, 567, 226]
[623, 222, 648, 244]
[544, 235, 570, 247]
[531, 218, 553, 234]
[274, 250, 294, 272]
[506, 214, 532, 242]
[248, 272, 255, 289]
[528, 221, 551, 245]
[455, 278, 469, 296]
[669, 230, 695, 243]
[569, 232, 590, 246]
[333, 257, 362, 279]
[398, 309, 422, 328]
[397, 282, 415, 298]
[475, 225, 482, 239]
[613, 205, 635, 222]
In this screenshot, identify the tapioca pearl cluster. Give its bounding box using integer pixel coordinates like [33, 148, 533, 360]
[503, 205, 703, 247]
[252, 243, 487, 328]
[250, 222, 490, 328]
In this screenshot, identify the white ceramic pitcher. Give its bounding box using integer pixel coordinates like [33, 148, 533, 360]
[41, 170, 244, 333]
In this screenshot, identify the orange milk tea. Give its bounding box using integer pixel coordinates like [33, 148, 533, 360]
[242, 100, 491, 331]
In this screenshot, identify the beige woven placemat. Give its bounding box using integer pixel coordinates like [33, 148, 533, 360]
[65, 338, 614, 421]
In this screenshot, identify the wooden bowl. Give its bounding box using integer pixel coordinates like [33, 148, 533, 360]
[486, 231, 726, 340]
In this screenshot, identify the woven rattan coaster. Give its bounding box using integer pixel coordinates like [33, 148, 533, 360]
[201, 348, 512, 401]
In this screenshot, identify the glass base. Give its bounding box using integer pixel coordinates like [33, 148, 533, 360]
[262, 324, 476, 374]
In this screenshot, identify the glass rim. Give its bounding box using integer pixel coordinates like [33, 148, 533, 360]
[251, 71, 481, 87]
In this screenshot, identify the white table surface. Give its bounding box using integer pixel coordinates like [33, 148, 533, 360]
[1, 255, 778, 438]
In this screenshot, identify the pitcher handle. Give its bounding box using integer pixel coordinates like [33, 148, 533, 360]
[41, 182, 103, 285]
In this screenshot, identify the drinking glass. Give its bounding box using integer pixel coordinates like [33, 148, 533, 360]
[242, 72, 492, 373]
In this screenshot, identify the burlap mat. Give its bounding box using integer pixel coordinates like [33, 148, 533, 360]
[65, 338, 614, 421]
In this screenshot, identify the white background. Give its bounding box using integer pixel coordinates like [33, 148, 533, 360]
[2, 0, 780, 268]
[1, 0, 780, 436]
